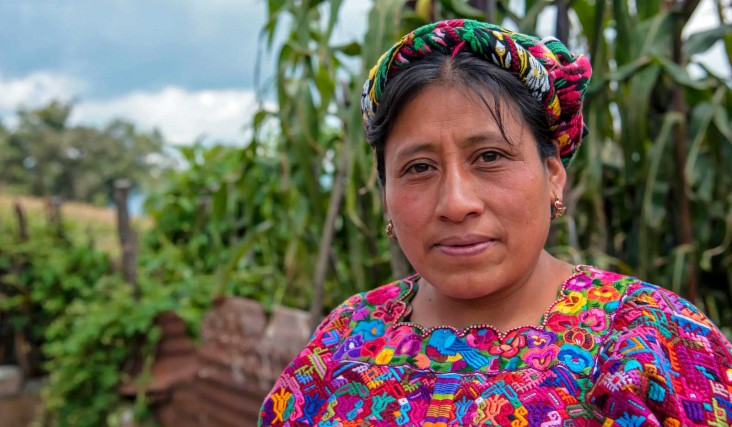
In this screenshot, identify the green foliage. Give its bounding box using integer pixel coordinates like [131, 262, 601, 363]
[1, 2, 730, 426]
[0, 216, 186, 426]
[40, 276, 165, 427]
[248, 0, 732, 330]
[557, 0, 732, 333]
[144, 0, 732, 329]
[0, 101, 171, 205]
[0, 226, 112, 369]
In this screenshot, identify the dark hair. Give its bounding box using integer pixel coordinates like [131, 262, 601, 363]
[365, 52, 556, 186]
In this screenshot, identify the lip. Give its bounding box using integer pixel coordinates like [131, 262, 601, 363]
[433, 234, 495, 256]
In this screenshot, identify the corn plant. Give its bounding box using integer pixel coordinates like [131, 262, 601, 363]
[246, 0, 731, 331]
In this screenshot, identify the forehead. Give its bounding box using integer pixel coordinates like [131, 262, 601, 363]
[385, 84, 527, 152]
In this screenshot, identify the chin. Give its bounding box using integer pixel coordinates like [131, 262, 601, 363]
[422, 269, 509, 300]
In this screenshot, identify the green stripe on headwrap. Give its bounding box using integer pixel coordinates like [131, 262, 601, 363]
[360, 19, 592, 167]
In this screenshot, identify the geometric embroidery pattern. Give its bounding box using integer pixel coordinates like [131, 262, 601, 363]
[259, 265, 732, 426]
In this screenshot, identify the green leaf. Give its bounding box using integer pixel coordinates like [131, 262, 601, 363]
[439, 0, 485, 19]
[587, 56, 653, 96]
[334, 41, 362, 57]
[656, 56, 715, 90]
[315, 65, 336, 108]
[684, 24, 732, 57]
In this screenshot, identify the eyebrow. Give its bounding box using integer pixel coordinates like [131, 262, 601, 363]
[461, 131, 509, 148]
[393, 143, 437, 163]
[393, 131, 510, 163]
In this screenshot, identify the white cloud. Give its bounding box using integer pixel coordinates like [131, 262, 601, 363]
[70, 86, 259, 145]
[0, 71, 86, 115]
[0, 71, 261, 144]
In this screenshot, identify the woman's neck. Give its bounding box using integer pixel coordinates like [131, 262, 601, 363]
[408, 252, 575, 333]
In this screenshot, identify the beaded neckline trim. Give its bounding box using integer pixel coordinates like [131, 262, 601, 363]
[391, 265, 592, 339]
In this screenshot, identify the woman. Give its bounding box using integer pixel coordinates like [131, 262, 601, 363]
[259, 19, 732, 426]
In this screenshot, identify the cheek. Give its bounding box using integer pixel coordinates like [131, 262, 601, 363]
[386, 186, 429, 226]
[494, 175, 550, 227]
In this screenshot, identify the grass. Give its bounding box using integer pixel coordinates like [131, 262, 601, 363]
[0, 194, 150, 257]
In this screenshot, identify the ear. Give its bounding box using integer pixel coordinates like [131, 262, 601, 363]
[382, 186, 390, 216]
[545, 154, 567, 197]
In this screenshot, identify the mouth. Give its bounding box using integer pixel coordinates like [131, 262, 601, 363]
[433, 234, 496, 256]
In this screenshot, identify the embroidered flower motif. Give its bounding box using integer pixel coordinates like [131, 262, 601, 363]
[558, 346, 593, 374]
[366, 285, 402, 305]
[526, 330, 557, 348]
[353, 320, 385, 340]
[488, 330, 526, 358]
[579, 308, 608, 332]
[566, 274, 593, 290]
[563, 327, 595, 350]
[465, 329, 497, 351]
[351, 306, 371, 321]
[545, 312, 579, 332]
[394, 333, 422, 356]
[361, 336, 386, 358]
[375, 347, 395, 364]
[588, 285, 620, 303]
[522, 345, 559, 370]
[555, 291, 587, 314]
[333, 335, 364, 360]
[372, 300, 403, 323]
[414, 353, 431, 369]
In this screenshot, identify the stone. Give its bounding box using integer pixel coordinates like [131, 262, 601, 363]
[0, 365, 22, 397]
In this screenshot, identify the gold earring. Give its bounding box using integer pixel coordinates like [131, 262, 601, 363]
[551, 194, 566, 220]
[385, 220, 397, 240]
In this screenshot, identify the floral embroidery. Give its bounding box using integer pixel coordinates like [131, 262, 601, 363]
[589, 284, 621, 303]
[372, 299, 403, 323]
[352, 319, 385, 340]
[563, 327, 595, 350]
[579, 307, 608, 331]
[488, 330, 526, 358]
[523, 345, 559, 370]
[526, 329, 556, 348]
[555, 291, 587, 314]
[260, 266, 732, 426]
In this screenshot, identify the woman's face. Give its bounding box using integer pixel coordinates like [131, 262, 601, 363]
[383, 83, 566, 300]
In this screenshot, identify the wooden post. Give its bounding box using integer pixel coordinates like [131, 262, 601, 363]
[114, 180, 138, 296]
[47, 196, 65, 241]
[13, 202, 28, 242]
[11, 202, 30, 375]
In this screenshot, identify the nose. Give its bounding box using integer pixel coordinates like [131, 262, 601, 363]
[434, 165, 484, 223]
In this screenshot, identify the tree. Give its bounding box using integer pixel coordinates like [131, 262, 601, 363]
[0, 101, 172, 205]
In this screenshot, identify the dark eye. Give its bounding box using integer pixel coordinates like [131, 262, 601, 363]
[480, 151, 500, 163]
[408, 163, 431, 174]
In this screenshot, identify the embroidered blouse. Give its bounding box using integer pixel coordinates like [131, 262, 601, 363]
[258, 265, 732, 426]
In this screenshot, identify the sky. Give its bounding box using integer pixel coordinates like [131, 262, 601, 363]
[0, 0, 729, 146]
[0, 0, 370, 145]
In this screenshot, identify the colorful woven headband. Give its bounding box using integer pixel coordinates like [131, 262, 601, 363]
[360, 19, 592, 166]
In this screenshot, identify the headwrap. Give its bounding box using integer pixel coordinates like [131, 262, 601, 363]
[360, 19, 592, 167]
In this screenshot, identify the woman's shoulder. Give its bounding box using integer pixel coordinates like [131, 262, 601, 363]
[576, 265, 725, 333]
[313, 275, 417, 334]
[332, 274, 415, 311]
[582, 266, 732, 424]
[579, 265, 728, 338]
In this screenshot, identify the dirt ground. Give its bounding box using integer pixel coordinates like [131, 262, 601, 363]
[0, 378, 43, 427]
